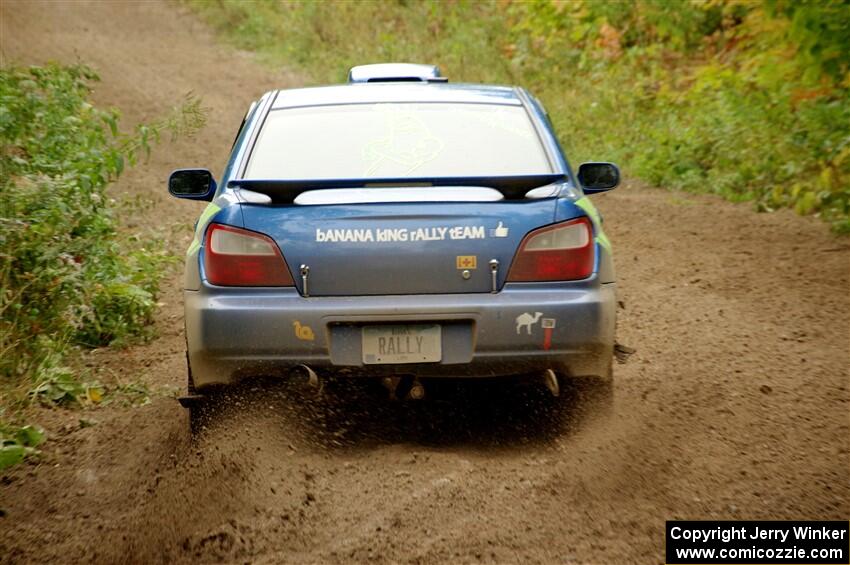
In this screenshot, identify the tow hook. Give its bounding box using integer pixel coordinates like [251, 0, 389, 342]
[542, 369, 560, 397]
[381, 376, 402, 399]
[381, 375, 424, 400]
[408, 378, 425, 400]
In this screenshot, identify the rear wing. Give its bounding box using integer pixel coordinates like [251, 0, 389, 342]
[227, 174, 567, 204]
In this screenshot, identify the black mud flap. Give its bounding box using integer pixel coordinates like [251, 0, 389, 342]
[177, 394, 205, 408]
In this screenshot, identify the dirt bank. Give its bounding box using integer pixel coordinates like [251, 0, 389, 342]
[1, 2, 848, 563]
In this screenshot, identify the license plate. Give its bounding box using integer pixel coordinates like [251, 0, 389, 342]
[362, 324, 441, 364]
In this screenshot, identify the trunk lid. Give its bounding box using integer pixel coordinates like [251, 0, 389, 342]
[239, 198, 557, 296]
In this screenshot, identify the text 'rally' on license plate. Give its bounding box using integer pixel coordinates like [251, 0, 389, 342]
[362, 324, 441, 365]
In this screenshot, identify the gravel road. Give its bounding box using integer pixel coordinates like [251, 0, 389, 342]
[1, 2, 848, 563]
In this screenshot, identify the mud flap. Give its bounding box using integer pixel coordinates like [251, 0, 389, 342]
[177, 394, 205, 408]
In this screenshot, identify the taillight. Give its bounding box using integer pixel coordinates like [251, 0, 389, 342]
[507, 217, 595, 282]
[204, 224, 294, 286]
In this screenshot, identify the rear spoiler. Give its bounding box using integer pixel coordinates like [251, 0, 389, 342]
[227, 174, 566, 203]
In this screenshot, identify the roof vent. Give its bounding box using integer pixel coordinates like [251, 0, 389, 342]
[347, 63, 447, 83]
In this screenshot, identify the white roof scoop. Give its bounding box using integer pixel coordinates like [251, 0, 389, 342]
[347, 63, 447, 83]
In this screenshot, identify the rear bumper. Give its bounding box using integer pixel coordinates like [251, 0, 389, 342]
[185, 280, 616, 388]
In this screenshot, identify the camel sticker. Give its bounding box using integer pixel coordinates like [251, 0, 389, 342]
[515, 312, 543, 335]
[293, 320, 315, 341]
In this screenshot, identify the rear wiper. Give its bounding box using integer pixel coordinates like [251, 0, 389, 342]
[227, 174, 566, 203]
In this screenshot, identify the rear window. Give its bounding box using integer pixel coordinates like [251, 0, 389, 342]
[245, 103, 552, 179]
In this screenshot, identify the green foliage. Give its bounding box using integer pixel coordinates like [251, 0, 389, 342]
[765, 0, 850, 83]
[188, 0, 849, 232]
[0, 63, 206, 383]
[27, 368, 103, 406]
[187, 0, 513, 85]
[0, 422, 44, 470]
[107, 381, 152, 407]
[26, 369, 151, 406]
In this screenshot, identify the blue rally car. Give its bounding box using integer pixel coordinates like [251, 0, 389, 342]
[169, 64, 619, 405]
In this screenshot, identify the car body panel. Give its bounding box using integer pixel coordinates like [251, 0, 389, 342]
[271, 83, 521, 110]
[185, 280, 615, 386]
[238, 197, 589, 296]
[570, 196, 615, 283]
[176, 76, 618, 388]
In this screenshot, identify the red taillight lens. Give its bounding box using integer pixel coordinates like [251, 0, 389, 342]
[507, 217, 595, 282]
[204, 224, 294, 286]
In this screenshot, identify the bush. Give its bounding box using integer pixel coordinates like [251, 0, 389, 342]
[505, 0, 850, 231]
[0, 421, 44, 470]
[0, 63, 206, 382]
[188, 0, 849, 232]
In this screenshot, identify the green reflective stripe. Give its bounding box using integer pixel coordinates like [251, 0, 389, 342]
[197, 202, 222, 229]
[574, 196, 611, 251]
[186, 202, 221, 256]
[186, 239, 201, 257]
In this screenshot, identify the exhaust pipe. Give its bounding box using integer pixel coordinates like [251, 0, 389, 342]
[542, 369, 560, 397]
[296, 364, 323, 395]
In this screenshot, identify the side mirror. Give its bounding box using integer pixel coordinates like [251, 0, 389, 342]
[168, 169, 216, 201]
[577, 162, 620, 193]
